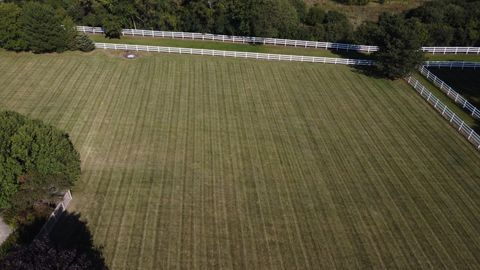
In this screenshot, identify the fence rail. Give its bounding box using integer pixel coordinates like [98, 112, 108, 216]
[406, 76, 480, 150]
[80, 26, 378, 52]
[37, 190, 72, 237]
[424, 61, 480, 69]
[95, 42, 374, 66]
[419, 66, 480, 119]
[422, 47, 480, 54]
[78, 26, 480, 54]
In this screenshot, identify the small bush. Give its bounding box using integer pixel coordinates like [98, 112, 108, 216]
[75, 33, 95, 52]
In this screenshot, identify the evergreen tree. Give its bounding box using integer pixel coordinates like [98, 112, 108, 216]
[373, 13, 427, 79]
[21, 2, 69, 53]
[75, 33, 95, 52]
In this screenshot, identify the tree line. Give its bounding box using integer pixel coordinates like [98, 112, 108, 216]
[0, 2, 94, 53]
[1, 0, 479, 79]
[2, 0, 475, 46]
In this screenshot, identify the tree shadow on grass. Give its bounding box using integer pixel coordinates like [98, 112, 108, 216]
[0, 212, 108, 270]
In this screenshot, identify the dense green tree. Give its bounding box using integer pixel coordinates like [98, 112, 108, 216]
[102, 15, 122, 38]
[0, 3, 27, 51]
[354, 21, 380, 44]
[406, 0, 480, 46]
[0, 111, 80, 209]
[21, 2, 69, 53]
[323, 11, 352, 42]
[373, 13, 427, 79]
[305, 4, 325, 27]
[181, 1, 214, 33]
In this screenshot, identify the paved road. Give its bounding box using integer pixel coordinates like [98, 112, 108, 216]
[0, 217, 12, 245]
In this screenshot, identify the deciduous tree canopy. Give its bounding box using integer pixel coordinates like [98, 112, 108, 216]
[0, 111, 80, 209]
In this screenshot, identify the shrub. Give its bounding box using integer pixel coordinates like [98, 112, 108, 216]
[75, 33, 95, 52]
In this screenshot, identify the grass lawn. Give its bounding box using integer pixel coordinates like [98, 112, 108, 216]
[1, 50, 480, 270]
[426, 54, 480, 62]
[89, 35, 370, 59]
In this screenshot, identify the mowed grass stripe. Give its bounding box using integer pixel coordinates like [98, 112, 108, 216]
[341, 72, 459, 268]
[344, 70, 478, 266]
[1, 51, 480, 269]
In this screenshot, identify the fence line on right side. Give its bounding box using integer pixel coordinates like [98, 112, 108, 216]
[419, 66, 480, 119]
[423, 61, 480, 69]
[406, 76, 480, 150]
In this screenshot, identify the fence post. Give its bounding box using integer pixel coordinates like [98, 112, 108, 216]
[468, 130, 474, 140]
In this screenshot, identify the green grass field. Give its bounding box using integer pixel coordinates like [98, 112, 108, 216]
[1, 50, 480, 270]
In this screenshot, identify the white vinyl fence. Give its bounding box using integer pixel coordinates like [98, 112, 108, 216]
[80, 26, 378, 52]
[423, 47, 480, 54]
[424, 61, 480, 69]
[78, 26, 480, 54]
[37, 190, 73, 236]
[95, 42, 374, 66]
[406, 76, 480, 150]
[419, 66, 480, 119]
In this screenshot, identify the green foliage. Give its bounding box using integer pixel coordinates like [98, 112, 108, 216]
[63, 17, 78, 50]
[102, 15, 122, 39]
[406, 0, 480, 46]
[0, 111, 80, 209]
[372, 13, 427, 79]
[0, 3, 27, 51]
[334, 0, 370, 5]
[75, 33, 95, 52]
[305, 4, 325, 27]
[21, 2, 69, 53]
[10, 172, 70, 216]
